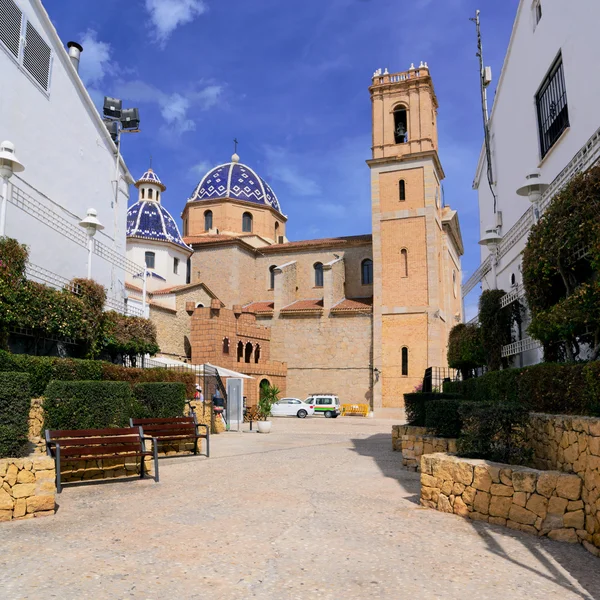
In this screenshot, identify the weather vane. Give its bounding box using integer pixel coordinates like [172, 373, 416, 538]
[149, 154, 153, 169]
[233, 138, 238, 154]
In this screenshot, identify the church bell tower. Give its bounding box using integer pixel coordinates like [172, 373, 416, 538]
[368, 63, 463, 410]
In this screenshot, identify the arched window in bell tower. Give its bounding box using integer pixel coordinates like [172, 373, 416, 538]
[400, 248, 408, 278]
[204, 210, 213, 231]
[399, 179, 406, 201]
[393, 106, 408, 144]
[141, 188, 145, 199]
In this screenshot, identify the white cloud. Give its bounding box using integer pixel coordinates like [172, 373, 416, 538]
[189, 161, 212, 179]
[78, 30, 112, 86]
[145, 0, 208, 46]
[263, 146, 321, 197]
[113, 79, 223, 135]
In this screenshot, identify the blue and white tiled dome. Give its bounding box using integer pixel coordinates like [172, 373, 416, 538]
[188, 155, 281, 213]
[127, 169, 190, 250]
[135, 167, 166, 191]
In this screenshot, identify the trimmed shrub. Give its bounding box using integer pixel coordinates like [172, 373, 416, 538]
[44, 381, 138, 430]
[457, 402, 532, 465]
[0, 350, 195, 397]
[442, 361, 600, 416]
[133, 382, 186, 418]
[404, 392, 463, 427]
[447, 323, 485, 379]
[424, 399, 465, 438]
[0, 372, 31, 457]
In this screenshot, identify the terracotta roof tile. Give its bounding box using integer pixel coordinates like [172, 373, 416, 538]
[280, 298, 324, 312]
[125, 282, 144, 293]
[331, 297, 373, 312]
[184, 234, 237, 245]
[243, 301, 275, 313]
[261, 234, 371, 252]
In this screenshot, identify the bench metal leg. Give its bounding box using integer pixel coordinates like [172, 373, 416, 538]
[205, 432, 210, 458]
[55, 445, 62, 494]
[153, 438, 159, 483]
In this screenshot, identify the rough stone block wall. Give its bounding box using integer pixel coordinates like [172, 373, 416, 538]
[392, 425, 457, 471]
[420, 453, 600, 558]
[269, 314, 371, 404]
[0, 456, 56, 522]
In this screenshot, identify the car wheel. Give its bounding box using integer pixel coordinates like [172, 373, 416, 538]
[297, 409, 307, 419]
[324, 410, 333, 418]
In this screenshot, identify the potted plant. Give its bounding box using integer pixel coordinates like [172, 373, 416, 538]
[256, 384, 280, 433]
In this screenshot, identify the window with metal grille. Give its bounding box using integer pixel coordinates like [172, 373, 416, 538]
[536, 55, 569, 158]
[0, 0, 22, 59]
[145, 252, 155, 269]
[23, 21, 51, 90]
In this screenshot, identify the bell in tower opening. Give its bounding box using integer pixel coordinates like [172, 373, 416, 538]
[394, 107, 408, 144]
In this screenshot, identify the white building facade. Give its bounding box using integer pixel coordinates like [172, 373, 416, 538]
[0, 0, 141, 313]
[466, 0, 600, 365]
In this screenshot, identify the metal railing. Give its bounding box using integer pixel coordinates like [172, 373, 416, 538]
[501, 337, 542, 358]
[462, 256, 491, 297]
[500, 283, 525, 308]
[9, 181, 145, 276]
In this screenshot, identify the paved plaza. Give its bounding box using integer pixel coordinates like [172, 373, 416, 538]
[1, 417, 599, 599]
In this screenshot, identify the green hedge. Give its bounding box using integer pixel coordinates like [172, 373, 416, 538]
[457, 402, 532, 465]
[44, 380, 139, 430]
[0, 350, 195, 397]
[424, 399, 466, 439]
[404, 392, 463, 427]
[0, 372, 31, 457]
[133, 382, 186, 419]
[443, 361, 600, 416]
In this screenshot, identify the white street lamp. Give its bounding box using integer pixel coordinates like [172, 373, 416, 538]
[0, 140, 25, 237]
[517, 170, 549, 224]
[479, 228, 503, 289]
[79, 208, 104, 279]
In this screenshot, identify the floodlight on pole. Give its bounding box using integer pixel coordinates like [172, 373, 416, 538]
[79, 208, 104, 279]
[516, 169, 549, 224]
[479, 228, 503, 289]
[102, 97, 140, 249]
[0, 140, 25, 237]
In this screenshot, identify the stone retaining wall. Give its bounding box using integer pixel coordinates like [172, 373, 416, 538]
[392, 425, 457, 471]
[420, 453, 600, 557]
[0, 456, 56, 522]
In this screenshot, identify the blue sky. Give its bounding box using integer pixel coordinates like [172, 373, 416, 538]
[45, 0, 519, 305]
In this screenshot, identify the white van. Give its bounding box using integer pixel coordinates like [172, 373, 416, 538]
[305, 394, 341, 418]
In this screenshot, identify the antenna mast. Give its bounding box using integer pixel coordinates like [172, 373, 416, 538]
[471, 10, 498, 213]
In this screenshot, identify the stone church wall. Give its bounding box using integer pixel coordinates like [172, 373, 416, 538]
[268, 314, 372, 404]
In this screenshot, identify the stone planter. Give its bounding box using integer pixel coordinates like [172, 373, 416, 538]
[257, 421, 272, 434]
[420, 453, 600, 558]
[392, 425, 457, 472]
[0, 456, 56, 522]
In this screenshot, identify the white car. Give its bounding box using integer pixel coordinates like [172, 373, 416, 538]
[270, 398, 315, 418]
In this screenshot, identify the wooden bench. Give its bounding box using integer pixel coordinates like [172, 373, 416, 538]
[129, 416, 210, 458]
[341, 403, 370, 417]
[45, 427, 159, 494]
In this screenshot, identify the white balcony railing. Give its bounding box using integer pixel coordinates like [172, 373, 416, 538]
[501, 337, 542, 358]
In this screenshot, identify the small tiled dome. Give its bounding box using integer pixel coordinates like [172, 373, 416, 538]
[127, 201, 191, 250]
[135, 168, 166, 192]
[188, 155, 281, 213]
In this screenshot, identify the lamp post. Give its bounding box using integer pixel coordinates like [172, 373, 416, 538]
[0, 140, 25, 237]
[78, 208, 104, 279]
[516, 170, 549, 224]
[479, 228, 503, 289]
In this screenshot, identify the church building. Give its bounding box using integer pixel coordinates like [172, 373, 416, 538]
[125, 64, 464, 410]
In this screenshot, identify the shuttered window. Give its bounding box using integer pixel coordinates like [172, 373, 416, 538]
[23, 21, 51, 90]
[0, 0, 52, 93]
[0, 0, 22, 59]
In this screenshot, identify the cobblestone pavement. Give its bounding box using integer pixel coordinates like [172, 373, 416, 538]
[1, 417, 600, 600]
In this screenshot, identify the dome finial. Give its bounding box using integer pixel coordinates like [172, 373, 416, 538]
[232, 137, 240, 163]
